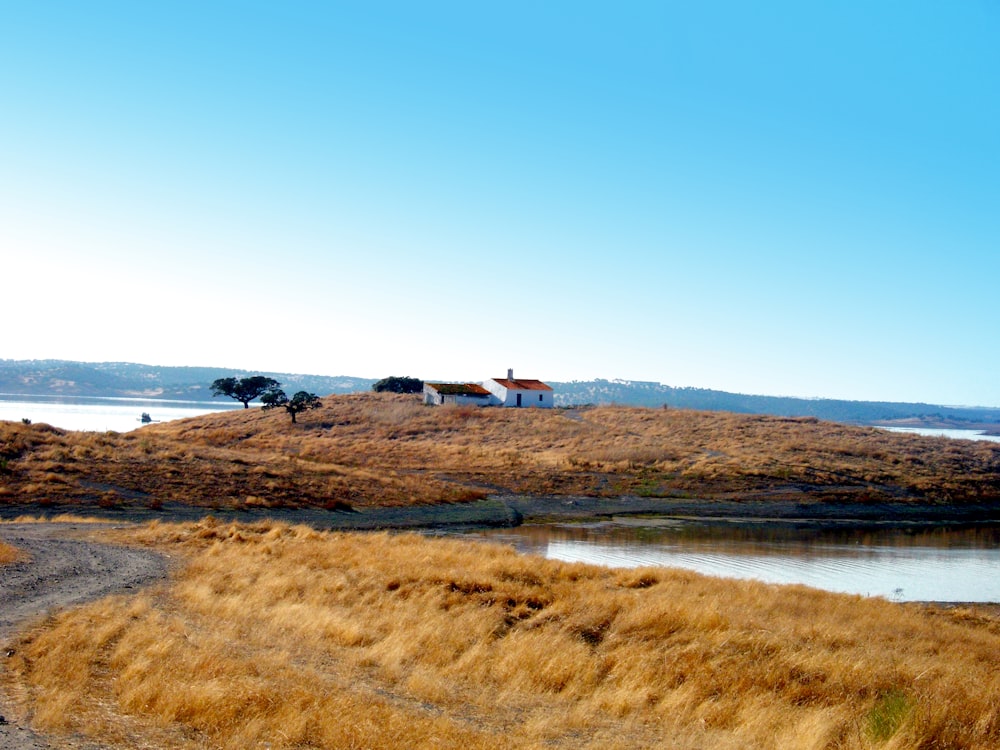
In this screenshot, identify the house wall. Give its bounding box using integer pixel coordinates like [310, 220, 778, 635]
[442, 393, 490, 407]
[482, 380, 554, 408]
[510, 389, 553, 408]
[532, 390, 555, 408]
[424, 384, 491, 407]
[482, 380, 508, 406]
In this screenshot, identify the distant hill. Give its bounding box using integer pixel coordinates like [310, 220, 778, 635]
[0, 360, 375, 401]
[550, 379, 1000, 427]
[2, 360, 998, 427]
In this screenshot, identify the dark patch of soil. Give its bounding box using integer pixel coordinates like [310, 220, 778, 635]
[4, 493, 1000, 533]
[499, 494, 1000, 528]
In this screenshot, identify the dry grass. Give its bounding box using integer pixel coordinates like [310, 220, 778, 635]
[5, 518, 1000, 749]
[1, 393, 998, 512]
[0, 513, 110, 524]
[0, 538, 20, 563]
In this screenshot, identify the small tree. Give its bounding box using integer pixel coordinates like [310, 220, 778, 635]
[261, 389, 322, 423]
[372, 376, 423, 394]
[211, 376, 281, 408]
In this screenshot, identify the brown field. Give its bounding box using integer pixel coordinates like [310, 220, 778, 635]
[5, 517, 1000, 749]
[1, 393, 999, 514]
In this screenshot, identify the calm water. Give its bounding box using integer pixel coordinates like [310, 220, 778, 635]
[0, 395, 243, 432]
[878, 426, 1000, 443]
[470, 521, 1000, 603]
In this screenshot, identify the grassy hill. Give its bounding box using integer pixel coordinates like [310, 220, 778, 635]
[2, 393, 998, 520]
[555, 378, 1000, 426]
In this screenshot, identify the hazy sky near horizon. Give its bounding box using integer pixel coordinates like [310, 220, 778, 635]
[3, 2, 999, 406]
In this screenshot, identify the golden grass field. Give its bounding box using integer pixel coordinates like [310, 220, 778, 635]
[1, 393, 998, 512]
[4, 518, 999, 749]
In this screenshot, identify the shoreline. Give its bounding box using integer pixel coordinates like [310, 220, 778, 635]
[3, 494, 1000, 532]
[501, 495, 1000, 529]
[4, 504, 999, 611]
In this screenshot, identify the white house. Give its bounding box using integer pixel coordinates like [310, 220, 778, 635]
[423, 382, 493, 407]
[483, 369, 554, 408]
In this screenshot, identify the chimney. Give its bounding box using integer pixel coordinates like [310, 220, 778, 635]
[507, 368, 514, 381]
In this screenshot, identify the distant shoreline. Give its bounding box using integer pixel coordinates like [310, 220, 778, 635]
[872, 417, 1000, 432]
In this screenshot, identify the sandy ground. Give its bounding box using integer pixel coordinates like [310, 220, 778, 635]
[0, 523, 168, 750]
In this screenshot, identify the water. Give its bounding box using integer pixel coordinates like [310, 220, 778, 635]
[470, 521, 1000, 602]
[877, 426, 1000, 443]
[0, 395, 243, 432]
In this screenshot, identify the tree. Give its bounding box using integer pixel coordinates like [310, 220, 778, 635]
[372, 376, 423, 394]
[211, 376, 281, 408]
[261, 389, 322, 423]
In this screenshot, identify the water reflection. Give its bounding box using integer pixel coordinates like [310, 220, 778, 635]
[877, 426, 1000, 443]
[0, 396, 241, 432]
[470, 521, 1000, 603]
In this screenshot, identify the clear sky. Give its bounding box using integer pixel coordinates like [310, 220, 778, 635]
[3, 2, 998, 406]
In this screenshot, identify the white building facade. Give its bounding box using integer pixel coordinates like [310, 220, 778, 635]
[483, 369, 554, 408]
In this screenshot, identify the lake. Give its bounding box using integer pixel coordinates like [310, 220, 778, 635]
[0, 395, 243, 432]
[877, 426, 1000, 443]
[468, 520, 1000, 603]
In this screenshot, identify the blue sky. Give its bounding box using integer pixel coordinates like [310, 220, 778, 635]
[3, 2, 998, 406]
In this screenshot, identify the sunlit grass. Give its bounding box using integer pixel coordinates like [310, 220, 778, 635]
[2, 393, 998, 512]
[0, 539, 21, 563]
[6, 518, 1000, 749]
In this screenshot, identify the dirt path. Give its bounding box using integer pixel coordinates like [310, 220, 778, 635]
[0, 524, 168, 750]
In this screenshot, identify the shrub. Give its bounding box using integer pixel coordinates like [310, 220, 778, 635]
[372, 376, 423, 394]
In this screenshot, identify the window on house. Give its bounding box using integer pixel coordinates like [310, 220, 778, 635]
[538, 394, 543, 402]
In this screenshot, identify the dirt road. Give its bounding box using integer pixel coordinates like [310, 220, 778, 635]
[0, 524, 168, 750]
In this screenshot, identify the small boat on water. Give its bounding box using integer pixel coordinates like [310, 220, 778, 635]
[138, 412, 159, 424]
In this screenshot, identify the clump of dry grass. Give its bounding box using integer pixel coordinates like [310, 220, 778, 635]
[0, 538, 21, 563]
[6, 519, 1000, 749]
[1, 513, 110, 524]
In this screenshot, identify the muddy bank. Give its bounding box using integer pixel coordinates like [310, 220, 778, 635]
[0, 498, 523, 532]
[500, 495, 1000, 529]
[3, 495, 1000, 531]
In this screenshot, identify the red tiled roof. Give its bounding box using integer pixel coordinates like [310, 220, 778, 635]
[490, 378, 553, 392]
[425, 382, 491, 396]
